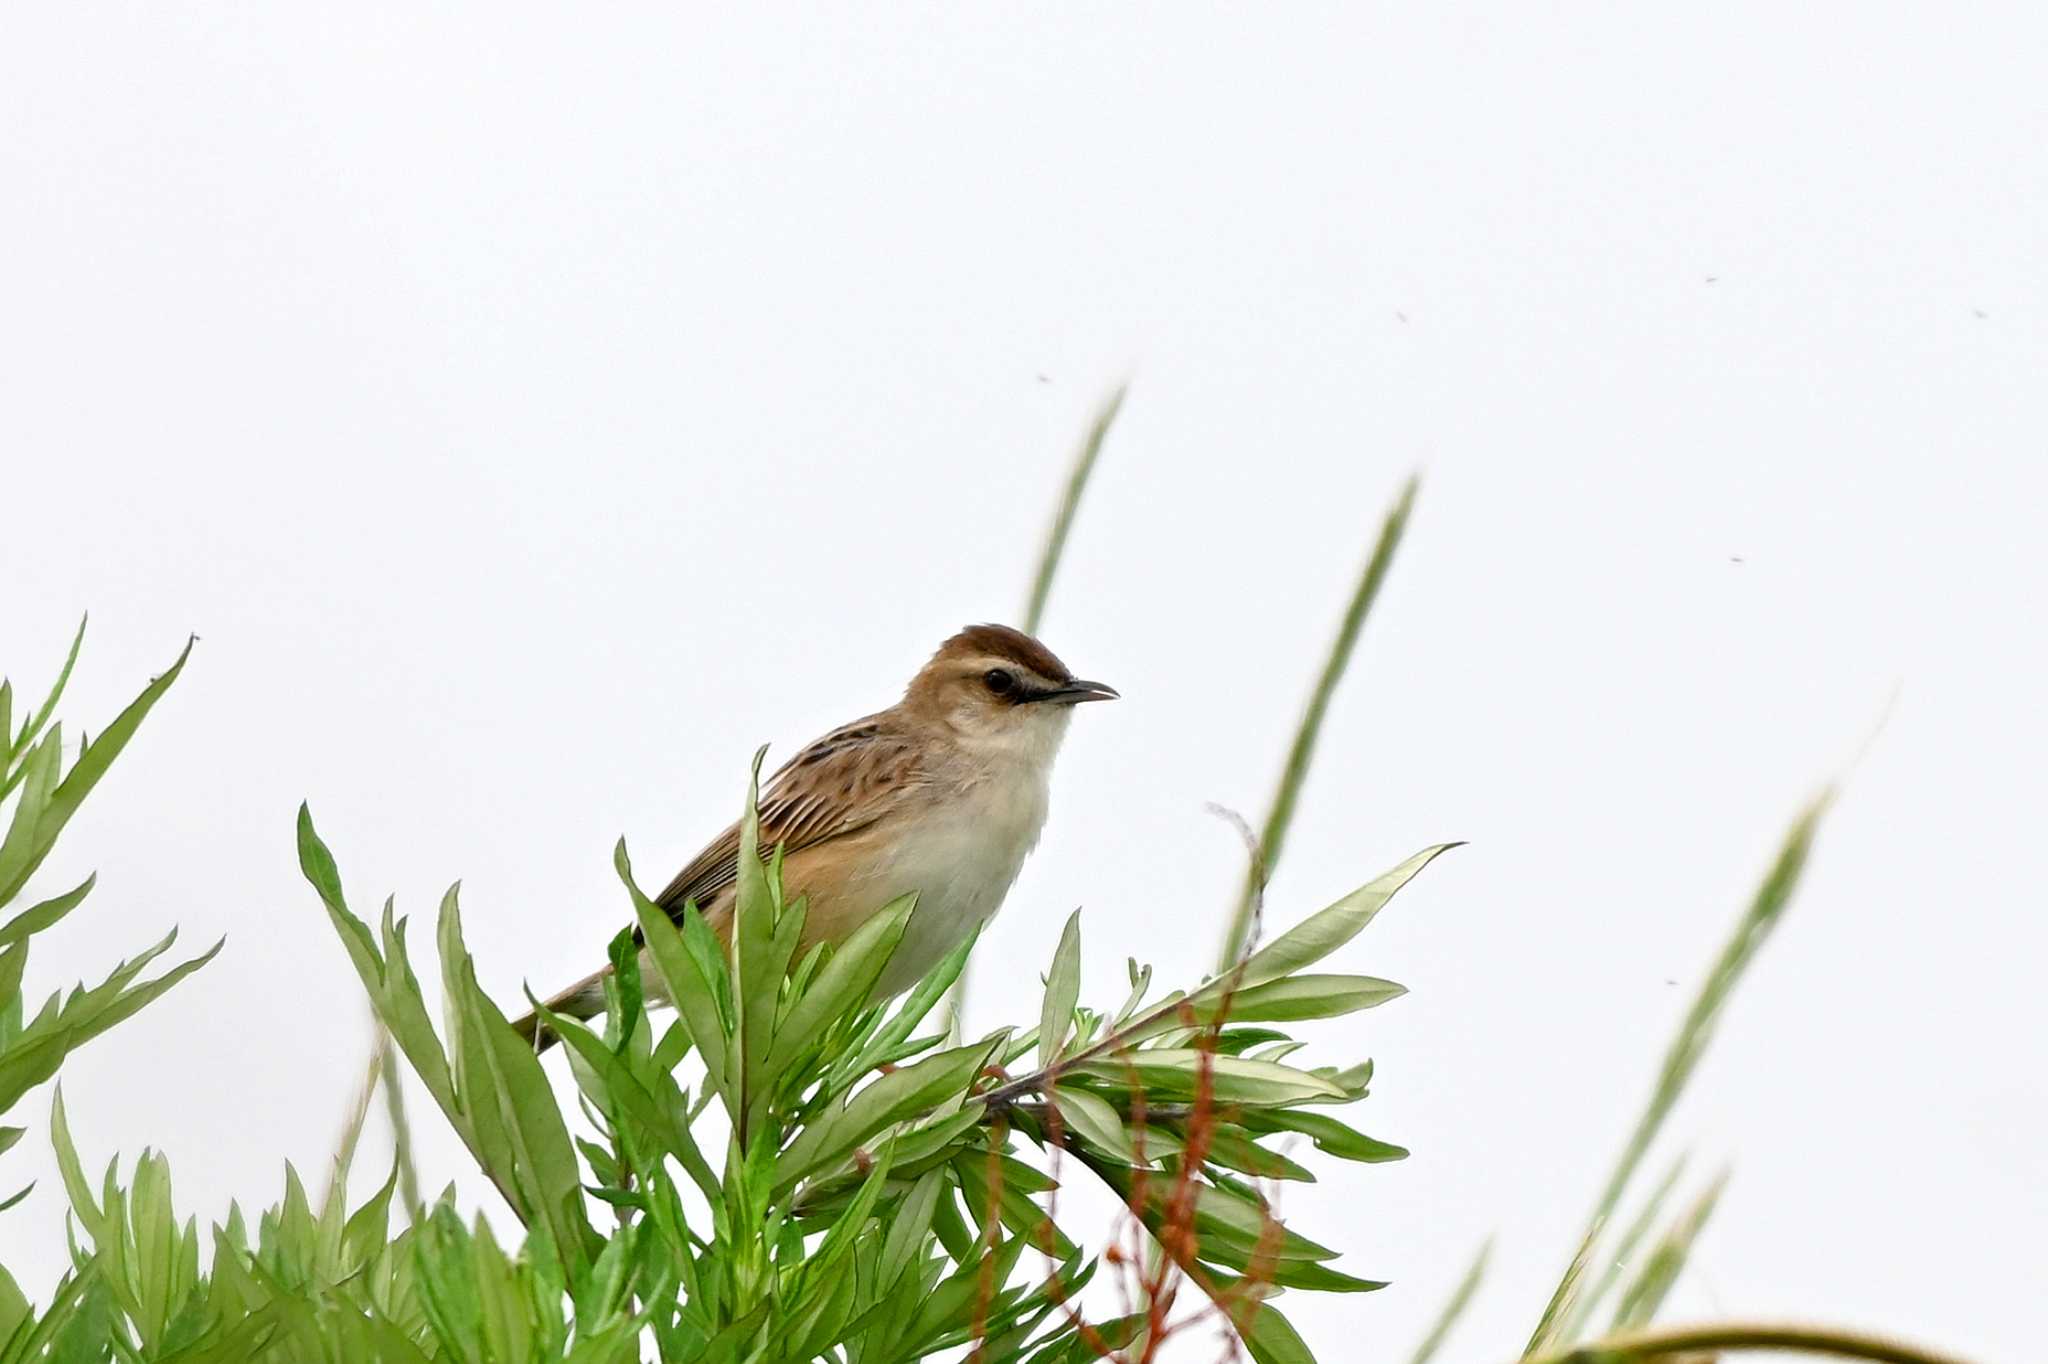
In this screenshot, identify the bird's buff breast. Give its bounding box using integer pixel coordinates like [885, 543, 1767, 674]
[802, 771, 1048, 996]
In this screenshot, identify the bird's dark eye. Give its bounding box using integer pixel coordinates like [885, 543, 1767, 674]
[983, 668, 1016, 695]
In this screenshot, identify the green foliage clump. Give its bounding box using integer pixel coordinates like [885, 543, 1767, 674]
[292, 740, 1447, 1363]
[0, 625, 1445, 1364]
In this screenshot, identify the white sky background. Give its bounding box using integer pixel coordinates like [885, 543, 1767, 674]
[3, 5, 2043, 1360]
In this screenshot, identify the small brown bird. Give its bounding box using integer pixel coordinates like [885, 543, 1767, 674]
[513, 624, 1116, 1050]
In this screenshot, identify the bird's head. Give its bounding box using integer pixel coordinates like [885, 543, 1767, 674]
[904, 623, 1117, 760]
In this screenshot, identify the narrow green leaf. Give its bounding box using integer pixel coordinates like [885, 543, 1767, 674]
[1086, 1157, 1338, 1265]
[1240, 1110, 1408, 1163]
[838, 924, 982, 1084]
[1037, 911, 1082, 1069]
[733, 748, 779, 1100]
[0, 1263, 26, 1345]
[0, 737, 60, 901]
[1046, 1084, 1135, 1164]
[780, 1036, 1003, 1189]
[1203, 1125, 1317, 1182]
[1071, 1050, 1346, 1106]
[0, 875, 95, 950]
[1123, 974, 1406, 1045]
[0, 636, 193, 904]
[1229, 843, 1458, 995]
[5, 616, 83, 776]
[536, 1003, 721, 1204]
[764, 894, 915, 1079]
[1409, 1239, 1491, 1364]
[620, 840, 732, 1117]
[1024, 384, 1125, 636]
[878, 1169, 947, 1290]
[1555, 1155, 1688, 1343]
[0, 941, 23, 1015]
[341, 1160, 401, 1268]
[447, 911, 595, 1275]
[1525, 794, 1827, 1354]
[298, 807, 458, 1127]
[1236, 1301, 1316, 1364]
[48, 1090, 104, 1245]
[1610, 1171, 1728, 1331]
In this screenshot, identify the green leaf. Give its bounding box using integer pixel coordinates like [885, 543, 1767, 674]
[0, 875, 95, 950]
[1555, 1155, 1688, 1343]
[4, 616, 83, 777]
[48, 1090, 104, 1247]
[837, 924, 982, 1084]
[1203, 1125, 1316, 1182]
[1071, 1050, 1347, 1106]
[906, 1232, 1029, 1349]
[440, 890, 595, 1276]
[1037, 911, 1082, 1069]
[877, 1169, 948, 1290]
[0, 636, 193, 904]
[0, 737, 60, 906]
[298, 807, 460, 1123]
[0, 933, 219, 1116]
[1526, 794, 1827, 1355]
[1046, 1084, 1135, 1164]
[536, 1003, 721, 1204]
[1237, 1301, 1316, 1364]
[733, 748, 782, 1128]
[341, 1160, 401, 1269]
[764, 894, 915, 1082]
[952, 1150, 1076, 1260]
[1241, 1109, 1407, 1162]
[779, 1036, 1003, 1189]
[1610, 1172, 1727, 1330]
[1220, 973, 1407, 1022]
[1122, 974, 1406, 1045]
[0, 941, 23, 1016]
[619, 840, 732, 1119]
[1087, 1157, 1338, 1266]
[0, 1263, 27, 1345]
[1229, 843, 1458, 995]
[1409, 1238, 1491, 1364]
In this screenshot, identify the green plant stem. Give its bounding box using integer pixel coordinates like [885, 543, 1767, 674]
[1525, 1322, 1978, 1364]
[1409, 1239, 1490, 1364]
[1022, 384, 1126, 636]
[1554, 1155, 1688, 1343]
[1525, 794, 1831, 1356]
[378, 1028, 425, 1222]
[1218, 474, 1419, 969]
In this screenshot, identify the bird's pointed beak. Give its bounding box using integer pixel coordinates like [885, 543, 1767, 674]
[1043, 679, 1119, 704]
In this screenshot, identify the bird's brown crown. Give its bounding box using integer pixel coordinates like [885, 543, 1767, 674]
[929, 623, 1074, 683]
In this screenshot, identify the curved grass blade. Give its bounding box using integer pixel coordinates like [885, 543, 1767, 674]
[1524, 793, 1830, 1356]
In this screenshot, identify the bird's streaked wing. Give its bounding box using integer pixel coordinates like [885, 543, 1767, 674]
[652, 716, 928, 921]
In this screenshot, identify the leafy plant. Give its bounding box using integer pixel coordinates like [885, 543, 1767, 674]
[289, 740, 1450, 1363]
[0, 623, 218, 1353]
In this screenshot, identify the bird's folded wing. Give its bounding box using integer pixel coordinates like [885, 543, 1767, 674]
[652, 718, 927, 921]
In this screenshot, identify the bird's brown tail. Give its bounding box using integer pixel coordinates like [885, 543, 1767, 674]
[508, 965, 612, 1053]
